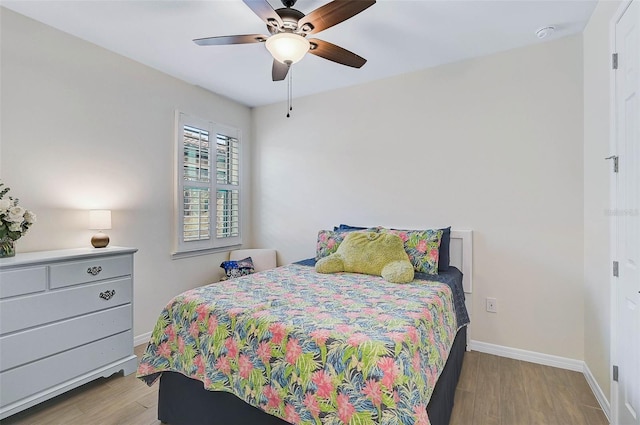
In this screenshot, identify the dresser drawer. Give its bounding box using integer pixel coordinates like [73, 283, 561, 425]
[0, 267, 47, 299]
[49, 255, 131, 289]
[0, 304, 132, 371]
[0, 278, 132, 336]
[0, 330, 133, 407]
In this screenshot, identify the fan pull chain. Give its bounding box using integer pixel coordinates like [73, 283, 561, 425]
[286, 66, 293, 118]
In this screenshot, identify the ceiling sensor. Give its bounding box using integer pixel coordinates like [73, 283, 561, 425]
[536, 26, 555, 39]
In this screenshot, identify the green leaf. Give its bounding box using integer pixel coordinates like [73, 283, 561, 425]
[319, 400, 336, 413]
[342, 346, 356, 363]
[296, 352, 319, 387]
[394, 341, 402, 357]
[212, 324, 230, 355]
[285, 364, 294, 379]
[349, 411, 376, 425]
[381, 391, 396, 409]
[249, 368, 266, 389]
[358, 341, 389, 376]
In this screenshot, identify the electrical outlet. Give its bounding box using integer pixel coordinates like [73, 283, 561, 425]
[486, 297, 498, 313]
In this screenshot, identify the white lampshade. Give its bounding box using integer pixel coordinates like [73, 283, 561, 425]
[265, 33, 310, 65]
[89, 210, 112, 230]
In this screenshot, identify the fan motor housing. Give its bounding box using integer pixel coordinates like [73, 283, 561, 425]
[270, 8, 305, 33]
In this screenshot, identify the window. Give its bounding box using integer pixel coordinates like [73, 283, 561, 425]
[175, 112, 242, 254]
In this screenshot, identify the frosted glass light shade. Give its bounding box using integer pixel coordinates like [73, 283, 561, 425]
[265, 33, 310, 64]
[89, 210, 112, 230]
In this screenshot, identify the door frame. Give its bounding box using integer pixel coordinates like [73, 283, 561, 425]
[609, 1, 637, 424]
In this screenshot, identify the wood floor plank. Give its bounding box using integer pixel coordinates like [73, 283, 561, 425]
[564, 369, 602, 409]
[83, 399, 149, 425]
[547, 378, 588, 425]
[457, 350, 479, 392]
[450, 389, 475, 425]
[75, 378, 146, 414]
[499, 357, 530, 425]
[126, 405, 162, 425]
[472, 352, 501, 425]
[519, 361, 558, 424]
[540, 363, 569, 389]
[135, 389, 160, 410]
[582, 405, 610, 425]
[0, 397, 85, 425]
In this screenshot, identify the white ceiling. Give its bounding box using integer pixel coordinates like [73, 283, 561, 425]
[1, 0, 596, 107]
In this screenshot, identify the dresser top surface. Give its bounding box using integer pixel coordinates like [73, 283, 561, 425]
[0, 246, 138, 269]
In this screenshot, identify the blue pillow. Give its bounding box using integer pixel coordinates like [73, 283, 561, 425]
[334, 224, 451, 272]
[220, 257, 255, 280]
[438, 227, 451, 272]
[334, 224, 368, 232]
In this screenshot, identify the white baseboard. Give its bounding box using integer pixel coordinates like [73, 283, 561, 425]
[134, 331, 152, 347]
[469, 339, 583, 371]
[469, 340, 610, 419]
[583, 362, 611, 422]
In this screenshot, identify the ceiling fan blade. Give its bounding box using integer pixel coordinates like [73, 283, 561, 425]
[193, 34, 268, 46]
[298, 0, 375, 35]
[242, 0, 283, 29]
[307, 38, 366, 68]
[272, 60, 290, 81]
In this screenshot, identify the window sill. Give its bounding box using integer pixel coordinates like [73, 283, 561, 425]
[171, 245, 242, 260]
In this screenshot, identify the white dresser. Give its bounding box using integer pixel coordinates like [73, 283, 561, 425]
[0, 246, 138, 419]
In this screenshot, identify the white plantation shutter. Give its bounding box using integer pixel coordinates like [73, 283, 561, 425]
[215, 134, 240, 239]
[176, 112, 242, 254]
[183, 125, 210, 242]
[183, 187, 210, 241]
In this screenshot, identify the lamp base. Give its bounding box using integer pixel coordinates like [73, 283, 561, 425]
[91, 232, 110, 248]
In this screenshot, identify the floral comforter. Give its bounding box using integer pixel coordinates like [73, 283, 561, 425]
[137, 264, 457, 425]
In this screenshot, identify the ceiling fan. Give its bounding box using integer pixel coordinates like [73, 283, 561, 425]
[193, 0, 376, 81]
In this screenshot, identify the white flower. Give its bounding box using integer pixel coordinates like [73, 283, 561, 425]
[0, 181, 35, 241]
[7, 206, 26, 223]
[24, 210, 36, 224]
[0, 199, 12, 212]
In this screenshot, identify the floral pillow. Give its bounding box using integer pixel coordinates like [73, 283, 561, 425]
[380, 228, 443, 274]
[316, 228, 380, 261]
[220, 257, 255, 280]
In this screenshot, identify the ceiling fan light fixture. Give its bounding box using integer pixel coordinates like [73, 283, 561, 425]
[265, 32, 310, 65]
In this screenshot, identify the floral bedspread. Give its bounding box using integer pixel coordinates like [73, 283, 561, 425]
[137, 264, 457, 425]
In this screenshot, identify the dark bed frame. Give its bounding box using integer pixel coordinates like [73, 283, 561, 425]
[156, 326, 467, 425]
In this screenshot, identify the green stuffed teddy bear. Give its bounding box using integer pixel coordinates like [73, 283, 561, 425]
[315, 232, 414, 283]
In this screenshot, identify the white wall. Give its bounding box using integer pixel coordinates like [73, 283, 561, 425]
[583, 0, 623, 404]
[252, 35, 585, 360]
[0, 8, 252, 338]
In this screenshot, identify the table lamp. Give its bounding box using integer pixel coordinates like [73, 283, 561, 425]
[89, 210, 112, 248]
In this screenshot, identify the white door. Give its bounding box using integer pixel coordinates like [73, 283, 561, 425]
[613, 1, 640, 424]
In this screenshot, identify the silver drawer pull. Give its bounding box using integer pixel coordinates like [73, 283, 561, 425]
[99, 289, 116, 301]
[87, 266, 102, 276]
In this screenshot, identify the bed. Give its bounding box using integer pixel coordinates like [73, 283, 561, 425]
[137, 229, 473, 425]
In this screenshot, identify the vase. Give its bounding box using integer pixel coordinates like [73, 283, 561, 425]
[0, 237, 15, 258]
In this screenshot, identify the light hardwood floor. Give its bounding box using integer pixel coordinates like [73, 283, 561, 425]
[450, 351, 608, 425]
[1, 347, 608, 425]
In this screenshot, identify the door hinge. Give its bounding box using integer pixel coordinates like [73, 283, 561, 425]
[613, 365, 619, 382]
[612, 53, 618, 70]
[605, 155, 619, 173]
[613, 261, 619, 277]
